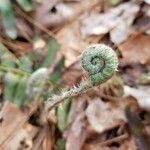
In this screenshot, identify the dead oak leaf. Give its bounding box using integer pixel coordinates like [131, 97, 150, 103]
[81, 1, 139, 44]
[119, 34, 150, 65]
[85, 99, 126, 134]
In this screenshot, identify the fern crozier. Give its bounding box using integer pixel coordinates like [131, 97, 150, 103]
[81, 44, 118, 85]
[46, 44, 119, 111]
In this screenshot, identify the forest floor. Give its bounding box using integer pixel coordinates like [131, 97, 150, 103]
[0, 0, 150, 150]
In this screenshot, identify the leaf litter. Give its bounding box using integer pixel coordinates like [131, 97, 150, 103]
[0, 0, 150, 149]
[81, 2, 140, 44]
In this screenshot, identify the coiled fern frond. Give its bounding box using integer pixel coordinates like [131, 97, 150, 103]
[81, 44, 118, 85]
[46, 44, 118, 111]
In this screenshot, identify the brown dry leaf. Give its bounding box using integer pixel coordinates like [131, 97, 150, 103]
[0, 39, 33, 55]
[124, 85, 150, 111]
[65, 92, 136, 150]
[119, 34, 150, 65]
[81, 2, 139, 44]
[119, 138, 136, 150]
[65, 96, 134, 150]
[32, 125, 52, 150]
[56, 22, 86, 66]
[134, 3, 150, 35]
[42, 125, 53, 150]
[66, 113, 88, 150]
[81, 10, 116, 36]
[65, 98, 89, 150]
[36, 0, 74, 28]
[61, 63, 83, 86]
[4, 123, 38, 150]
[109, 2, 139, 44]
[120, 63, 148, 86]
[0, 101, 37, 148]
[85, 98, 126, 134]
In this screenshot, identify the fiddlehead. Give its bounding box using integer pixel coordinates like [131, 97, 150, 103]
[45, 44, 118, 111]
[81, 44, 118, 85]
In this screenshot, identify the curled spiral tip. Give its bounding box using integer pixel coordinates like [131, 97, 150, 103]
[81, 44, 118, 85]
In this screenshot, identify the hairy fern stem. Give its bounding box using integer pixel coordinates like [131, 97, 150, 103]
[45, 79, 92, 111]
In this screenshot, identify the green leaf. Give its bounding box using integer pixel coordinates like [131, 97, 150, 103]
[37, 38, 59, 68]
[16, 0, 33, 12]
[106, 0, 120, 6]
[18, 56, 33, 73]
[28, 50, 40, 62]
[0, 0, 17, 39]
[49, 57, 64, 83]
[1, 59, 16, 68]
[13, 76, 27, 106]
[4, 72, 19, 102]
[57, 99, 69, 132]
[0, 43, 18, 67]
[56, 139, 65, 150]
[4, 72, 28, 106]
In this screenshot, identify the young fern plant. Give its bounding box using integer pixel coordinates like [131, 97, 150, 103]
[45, 44, 118, 111]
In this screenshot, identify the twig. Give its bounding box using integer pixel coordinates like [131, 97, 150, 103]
[97, 134, 128, 146]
